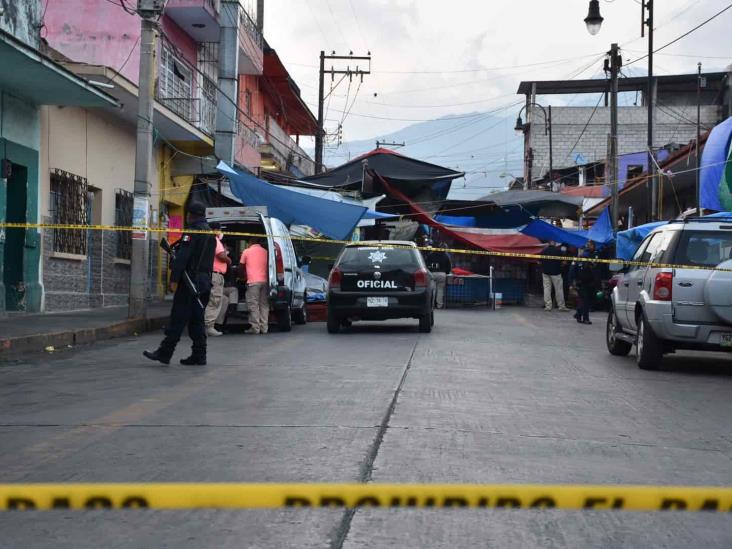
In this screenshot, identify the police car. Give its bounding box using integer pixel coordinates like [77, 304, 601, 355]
[326, 241, 435, 333]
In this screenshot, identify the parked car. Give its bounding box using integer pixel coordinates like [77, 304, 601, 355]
[326, 241, 435, 333]
[304, 272, 328, 303]
[607, 218, 732, 369]
[206, 206, 308, 331]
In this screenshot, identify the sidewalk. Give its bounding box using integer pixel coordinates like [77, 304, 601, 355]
[0, 302, 170, 359]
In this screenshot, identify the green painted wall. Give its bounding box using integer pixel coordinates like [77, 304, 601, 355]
[1, 91, 42, 312]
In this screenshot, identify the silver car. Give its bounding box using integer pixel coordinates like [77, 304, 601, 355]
[607, 218, 732, 369]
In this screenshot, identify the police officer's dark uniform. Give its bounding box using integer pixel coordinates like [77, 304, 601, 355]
[144, 202, 216, 365]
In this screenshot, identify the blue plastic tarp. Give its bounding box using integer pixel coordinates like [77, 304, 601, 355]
[700, 116, 732, 211]
[435, 207, 532, 229]
[520, 208, 614, 249]
[587, 208, 614, 244]
[218, 162, 367, 240]
[616, 221, 666, 260]
[521, 219, 590, 248]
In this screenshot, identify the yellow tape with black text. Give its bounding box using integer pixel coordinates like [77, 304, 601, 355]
[1, 222, 731, 273]
[1, 483, 731, 511]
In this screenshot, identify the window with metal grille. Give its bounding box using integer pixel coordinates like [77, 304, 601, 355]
[198, 42, 218, 135]
[115, 189, 133, 259]
[49, 169, 89, 255]
[159, 47, 194, 122]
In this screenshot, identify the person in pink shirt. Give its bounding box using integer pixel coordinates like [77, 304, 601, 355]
[239, 237, 269, 334]
[203, 225, 231, 337]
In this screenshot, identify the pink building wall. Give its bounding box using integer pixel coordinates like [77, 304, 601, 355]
[45, 0, 197, 86]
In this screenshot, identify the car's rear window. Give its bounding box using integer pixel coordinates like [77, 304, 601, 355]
[674, 230, 732, 267]
[337, 246, 421, 270]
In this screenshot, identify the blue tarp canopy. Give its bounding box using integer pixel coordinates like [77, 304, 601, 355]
[700, 117, 732, 211]
[218, 162, 368, 240]
[616, 221, 666, 260]
[435, 206, 532, 229]
[521, 219, 589, 248]
[520, 208, 615, 249]
[615, 212, 732, 260]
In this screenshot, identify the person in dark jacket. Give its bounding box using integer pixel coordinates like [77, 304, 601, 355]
[144, 202, 216, 365]
[574, 240, 599, 325]
[541, 241, 568, 311]
[425, 241, 452, 309]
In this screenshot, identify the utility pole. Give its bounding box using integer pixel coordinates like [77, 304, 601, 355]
[607, 43, 621, 231]
[697, 62, 706, 216]
[129, 0, 163, 319]
[375, 140, 405, 149]
[315, 51, 371, 174]
[643, 1, 657, 220]
[215, 0, 240, 165]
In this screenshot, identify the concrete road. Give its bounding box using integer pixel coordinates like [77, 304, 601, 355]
[1, 308, 731, 548]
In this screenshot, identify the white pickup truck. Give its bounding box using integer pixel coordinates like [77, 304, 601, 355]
[607, 218, 732, 369]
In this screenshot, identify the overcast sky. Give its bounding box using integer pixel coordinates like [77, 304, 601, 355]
[262, 0, 731, 148]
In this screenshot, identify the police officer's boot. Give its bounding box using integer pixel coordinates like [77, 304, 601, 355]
[143, 348, 172, 365]
[180, 355, 206, 366]
[180, 341, 206, 366]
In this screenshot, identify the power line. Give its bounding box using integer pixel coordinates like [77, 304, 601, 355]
[627, 3, 732, 66]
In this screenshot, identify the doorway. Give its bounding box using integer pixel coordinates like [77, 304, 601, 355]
[4, 163, 28, 310]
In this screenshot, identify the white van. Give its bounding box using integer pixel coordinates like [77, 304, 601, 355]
[206, 206, 309, 331]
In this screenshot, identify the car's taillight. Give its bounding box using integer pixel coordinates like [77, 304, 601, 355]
[274, 242, 285, 283]
[653, 272, 673, 301]
[413, 268, 429, 288]
[328, 268, 342, 290]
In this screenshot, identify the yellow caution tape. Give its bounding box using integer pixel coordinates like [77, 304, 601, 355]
[1, 222, 730, 272]
[1, 483, 730, 511]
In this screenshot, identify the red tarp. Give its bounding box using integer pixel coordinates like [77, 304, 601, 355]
[376, 173, 546, 256]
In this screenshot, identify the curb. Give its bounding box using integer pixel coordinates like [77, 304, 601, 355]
[0, 316, 167, 359]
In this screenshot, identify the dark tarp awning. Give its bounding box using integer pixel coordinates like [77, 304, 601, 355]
[302, 148, 465, 190]
[478, 189, 584, 218]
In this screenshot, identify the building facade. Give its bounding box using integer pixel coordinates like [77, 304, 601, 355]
[517, 72, 732, 187]
[0, 1, 118, 313]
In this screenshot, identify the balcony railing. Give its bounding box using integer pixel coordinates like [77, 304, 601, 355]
[239, 9, 263, 50]
[157, 96, 217, 137]
[234, 120, 262, 169]
[261, 116, 315, 176]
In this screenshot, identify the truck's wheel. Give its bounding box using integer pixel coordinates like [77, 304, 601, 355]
[277, 305, 292, 332]
[607, 309, 632, 356]
[293, 304, 307, 325]
[636, 314, 662, 370]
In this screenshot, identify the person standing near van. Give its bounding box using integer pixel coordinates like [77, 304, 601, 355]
[424, 241, 451, 309]
[204, 223, 231, 337]
[239, 236, 269, 334]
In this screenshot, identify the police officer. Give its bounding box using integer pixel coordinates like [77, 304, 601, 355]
[144, 202, 216, 366]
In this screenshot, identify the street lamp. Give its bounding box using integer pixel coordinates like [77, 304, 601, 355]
[584, 0, 658, 220]
[515, 102, 553, 189]
[584, 0, 604, 36]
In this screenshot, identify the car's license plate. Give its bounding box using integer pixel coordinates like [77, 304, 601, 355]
[367, 297, 389, 308]
[721, 334, 732, 347]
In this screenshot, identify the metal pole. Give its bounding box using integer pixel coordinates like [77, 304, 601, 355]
[315, 51, 325, 174]
[609, 43, 620, 231]
[215, 0, 240, 166]
[548, 105, 553, 185]
[697, 62, 702, 216]
[647, 1, 658, 220]
[129, 9, 159, 319]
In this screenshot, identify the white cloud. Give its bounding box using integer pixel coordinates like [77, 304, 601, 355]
[263, 0, 732, 142]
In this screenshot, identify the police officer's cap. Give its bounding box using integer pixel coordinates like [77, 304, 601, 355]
[188, 202, 206, 217]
